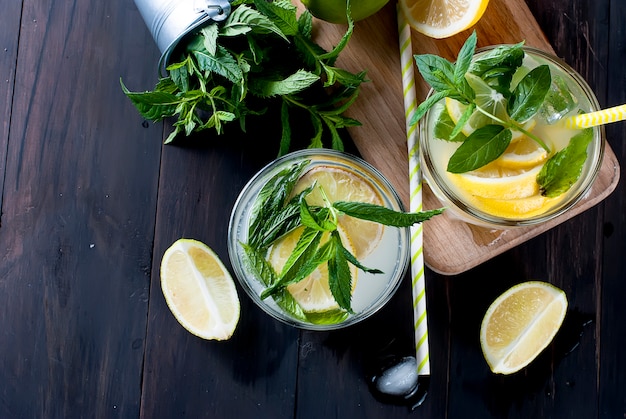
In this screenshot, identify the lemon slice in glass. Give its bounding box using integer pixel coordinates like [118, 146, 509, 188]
[498, 135, 550, 169]
[448, 162, 542, 200]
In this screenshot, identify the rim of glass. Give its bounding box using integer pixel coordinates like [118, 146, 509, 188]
[419, 45, 606, 228]
[227, 148, 410, 331]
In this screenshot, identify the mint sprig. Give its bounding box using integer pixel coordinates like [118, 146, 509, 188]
[122, 0, 365, 154]
[410, 31, 553, 171]
[242, 160, 443, 316]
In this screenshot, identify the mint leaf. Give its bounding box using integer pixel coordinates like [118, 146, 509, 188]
[333, 201, 444, 227]
[508, 65, 551, 122]
[193, 45, 244, 85]
[454, 31, 477, 85]
[537, 128, 593, 197]
[415, 54, 458, 94]
[298, 9, 313, 37]
[434, 107, 467, 142]
[328, 231, 353, 313]
[253, 0, 299, 36]
[249, 70, 319, 97]
[468, 42, 524, 94]
[338, 242, 383, 274]
[221, 4, 287, 39]
[447, 125, 512, 173]
[248, 160, 309, 249]
[411, 90, 452, 126]
[120, 79, 180, 121]
[201, 25, 219, 55]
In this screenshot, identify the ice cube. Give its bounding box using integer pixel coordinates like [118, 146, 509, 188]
[374, 356, 418, 396]
[539, 75, 578, 124]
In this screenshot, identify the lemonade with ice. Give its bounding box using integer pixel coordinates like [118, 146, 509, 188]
[417, 34, 603, 226]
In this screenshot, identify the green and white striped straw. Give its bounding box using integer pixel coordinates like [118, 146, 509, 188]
[397, 4, 430, 377]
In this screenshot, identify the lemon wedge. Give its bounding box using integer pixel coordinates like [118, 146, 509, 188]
[399, 0, 490, 39]
[480, 281, 567, 374]
[160, 239, 240, 340]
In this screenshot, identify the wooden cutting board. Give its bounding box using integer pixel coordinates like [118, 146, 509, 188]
[301, 0, 620, 275]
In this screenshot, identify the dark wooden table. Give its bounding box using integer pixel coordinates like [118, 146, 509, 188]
[1, 0, 624, 418]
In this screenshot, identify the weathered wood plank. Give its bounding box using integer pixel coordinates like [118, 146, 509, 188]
[0, 0, 21, 210]
[0, 0, 161, 416]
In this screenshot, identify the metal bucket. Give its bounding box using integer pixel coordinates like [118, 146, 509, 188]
[134, 0, 231, 72]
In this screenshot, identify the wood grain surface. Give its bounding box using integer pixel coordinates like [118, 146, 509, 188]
[1, 0, 625, 418]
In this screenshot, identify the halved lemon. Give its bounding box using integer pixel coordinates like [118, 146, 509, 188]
[399, 0, 490, 38]
[480, 281, 567, 374]
[292, 166, 384, 259]
[161, 239, 240, 340]
[268, 226, 358, 313]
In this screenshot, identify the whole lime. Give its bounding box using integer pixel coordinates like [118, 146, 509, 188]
[300, 0, 390, 24]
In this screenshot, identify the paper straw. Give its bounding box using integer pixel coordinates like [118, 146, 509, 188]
[564, 104, 626, 129]
[397, 4, 430, 377]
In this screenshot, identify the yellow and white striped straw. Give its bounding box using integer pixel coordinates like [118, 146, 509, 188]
[397, 4, 430, 377]
[564, 104, 626, 129]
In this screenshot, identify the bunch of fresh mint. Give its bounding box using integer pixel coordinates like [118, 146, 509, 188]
[411, 32, 593, 197]
[122, 0, 365, 155]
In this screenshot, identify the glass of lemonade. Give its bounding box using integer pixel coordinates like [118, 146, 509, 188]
[420, 46, 605, 228]
[228, 149, 410, 330]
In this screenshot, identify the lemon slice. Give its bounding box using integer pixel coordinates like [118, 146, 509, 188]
[448, 163, 542, 200]
[399, 0, 490, 39]
[472, 194, 560, 219]
[498, 135, 549, 169]
[160, 239, 240, 340]
[292, 166, 384, 259]
[268, 226, 358, 313]
[480, 281, 567, 374]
